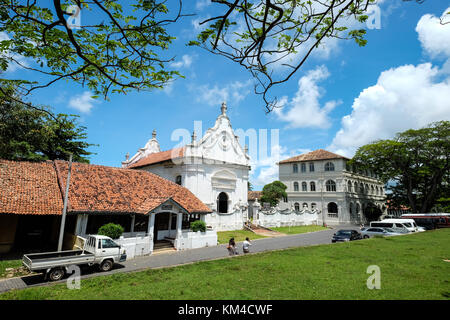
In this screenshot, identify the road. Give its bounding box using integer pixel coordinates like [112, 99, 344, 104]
[0, 225, 358, 294]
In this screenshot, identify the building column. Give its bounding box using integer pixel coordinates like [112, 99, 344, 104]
[75, 214, 88, 236]
[130, 214, 135, 233]
[147, 213, 155, 253]
[175, 212, 183, 250]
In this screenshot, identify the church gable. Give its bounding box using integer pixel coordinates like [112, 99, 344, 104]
[188, 102, 249, 167]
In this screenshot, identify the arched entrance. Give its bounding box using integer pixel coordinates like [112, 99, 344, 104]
[363, 202, 382, 222]
[217, 192, 228, 213]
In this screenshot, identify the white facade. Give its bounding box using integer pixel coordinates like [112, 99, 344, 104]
[278, 155, 386, 225]
[122, 103, 251, 231]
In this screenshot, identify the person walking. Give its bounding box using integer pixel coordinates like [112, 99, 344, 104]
[227, 237, 237, 255]
[242, 237, 251, 254]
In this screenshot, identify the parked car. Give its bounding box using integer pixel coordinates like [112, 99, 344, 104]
[361, 227, 407, 239]
[22, 235, 127, 281]
[331, 230, 362, 243]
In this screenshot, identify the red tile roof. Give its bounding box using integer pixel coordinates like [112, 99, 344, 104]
[0, 159, 211, 216]
[0, 160, 63, 215]
[278, 149, 349, 164]
[248, 191, 262, 201]
[127, 147, 185, 169]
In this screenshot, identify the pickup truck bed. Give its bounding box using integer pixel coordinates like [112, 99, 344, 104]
[23, 250, 95, 272]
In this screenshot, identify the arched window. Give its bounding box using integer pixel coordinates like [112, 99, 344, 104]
[175, 175, 182, 185]
[293, 164, 298, 173]
[354, 182, 358, 193]
[359, 183, 364, 194]
[302, 203, 308, 209]
[310, 181, 316, 191]
[217, 192, 228, 213]
[294, 202, 300, 211]
[301, 163, 306, 172]
[365, 184, 369, 194]
[294, 182, 299, 191]
[309, 162, 315, 172]
[327, 202, 338, 216]
[325, 180, 336, 192]
[356, 203, 360, 214]
[311, 203, 317, 210]
[324, 162, 335, 171]
[371, 185, 375, 195]
[348, 181, 352, 192]
[302, 182, 307, 191]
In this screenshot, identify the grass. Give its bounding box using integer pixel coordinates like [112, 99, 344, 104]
[216, 229, 267, 244]
[0, 259, 23, 279]
[270, 225, 329, 235]
[1, 229, 449, 300]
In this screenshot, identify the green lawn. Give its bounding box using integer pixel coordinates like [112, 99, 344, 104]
[216, 229, 267, 244]
[270, 225, 329, 235]
[1, 229, 449, 300]
[0, 259, 22, 279]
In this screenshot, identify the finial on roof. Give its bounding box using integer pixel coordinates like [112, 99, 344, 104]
[191, 130, 197, 143]
[244, 144, 248, 154]
[152, 129, 157, 139]
[125, 152, 130, 161]
[221, 101, 227, 115]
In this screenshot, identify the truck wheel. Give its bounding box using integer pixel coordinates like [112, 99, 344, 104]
[48, 268, 65, 281]
[100, 259, 113, 272]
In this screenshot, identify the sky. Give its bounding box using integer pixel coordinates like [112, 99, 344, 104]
[3, 0, 450, 190]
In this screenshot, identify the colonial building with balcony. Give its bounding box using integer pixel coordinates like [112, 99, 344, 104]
[277, 149, 386, 225]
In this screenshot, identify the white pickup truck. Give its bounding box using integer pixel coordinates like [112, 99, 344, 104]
[22, 235, 127, 281]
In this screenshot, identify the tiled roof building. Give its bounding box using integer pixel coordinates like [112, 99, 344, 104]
[0, 159, 211, 216]
[0, 159, 211, 254]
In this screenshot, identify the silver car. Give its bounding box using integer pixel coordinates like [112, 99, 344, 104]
[360, 227, 408, 239]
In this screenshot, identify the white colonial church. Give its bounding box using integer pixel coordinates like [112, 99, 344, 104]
[122, 102, 251, 231]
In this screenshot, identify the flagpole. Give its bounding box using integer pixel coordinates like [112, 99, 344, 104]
[58, 154, 73, 252]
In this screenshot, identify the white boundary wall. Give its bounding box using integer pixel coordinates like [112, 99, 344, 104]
[253, 202, 320, 228]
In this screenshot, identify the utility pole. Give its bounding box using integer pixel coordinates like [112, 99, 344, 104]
[58, 154, 73, 252]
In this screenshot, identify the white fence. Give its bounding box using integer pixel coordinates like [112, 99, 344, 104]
[254, 208, 320, 228]
[116, 232, 151, 259]
[176, 230, 218, 250]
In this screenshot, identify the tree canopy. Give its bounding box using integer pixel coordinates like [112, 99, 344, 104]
[350, 121, 450, 213]
[0, 0, 426, 112]
[0, 0, 187, 99]
[260, 180, 287, 207]
[0, 85, 95, 162]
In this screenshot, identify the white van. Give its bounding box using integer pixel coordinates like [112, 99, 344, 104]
[370, 219, 419, 232]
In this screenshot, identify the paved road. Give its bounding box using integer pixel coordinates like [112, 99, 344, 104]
[0, 225, 358, 294]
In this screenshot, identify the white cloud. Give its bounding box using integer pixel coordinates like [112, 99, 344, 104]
[328, 63, 450, 157]
[250, 144, 313, 188]
[273, 65, 342, 129]
[68, 91, 100, 114]
[196, 0, 211, 10]
[191, 79, 253, 107]
[0, 32, 29, 72]
[416, 7, 450, 58]
[170, 54, 194, 68]
[328, 9, 450, 157]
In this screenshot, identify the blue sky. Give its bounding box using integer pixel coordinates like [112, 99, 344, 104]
[3, 1, 450, 190]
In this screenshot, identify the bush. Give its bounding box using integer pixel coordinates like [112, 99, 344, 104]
[190, 220, 206, 232]
[97, 223, 124, 239]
